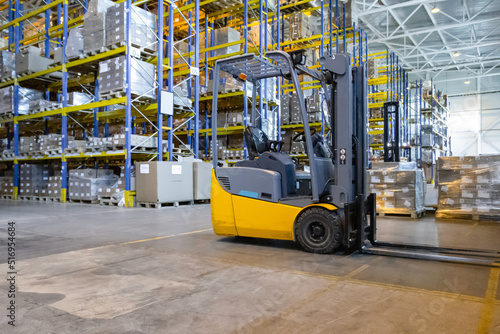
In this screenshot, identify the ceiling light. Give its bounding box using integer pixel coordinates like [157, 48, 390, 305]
[464, 80, 470, 84]
[431, 1, 440, 13]
[453, 51, 460, 57]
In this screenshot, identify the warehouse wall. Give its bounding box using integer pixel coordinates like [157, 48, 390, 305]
[448, 92, 500, 156]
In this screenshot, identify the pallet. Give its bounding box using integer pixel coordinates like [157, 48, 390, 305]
[0, 195, 14, 200]
[36, 196, 60, 202]
[100, 199, 120, 206]
[377, 209, 426, 219]
[137, 200, 193, 209]
[0, 113, 13, 120]
[0, 76, 14, 82]
[114, 145, 157, 152]
[64, 147, 87, 154]
[1, 152, 15, 158]
[100, 89, 155, 104]
[194, 199, 210, 204]
[69, 199, 99, 204]
[43, 149, 63, 155]
[30, 105, 61, 114]
[436, 211, 500, 221]
[201, 0, 241, 13]
[84, 47, 110, 57]
[18, 195, 37, 201]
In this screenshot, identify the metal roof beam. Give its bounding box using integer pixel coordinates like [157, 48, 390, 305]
[369, 17, 500, 43]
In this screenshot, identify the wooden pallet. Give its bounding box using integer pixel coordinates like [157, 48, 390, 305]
[100, 199, 120, 206]
[0, 195, 14, 200]
[137, 200, 193, 209]
[64, 147, 87, 154]
[436, 211, 500, 221]
[100, 89, 155, 104]
[0, 113, 13, 120]
[377, 209, 426, 219]
[69, 199, 99, 204]
[30, 105, 61, 114]
[85, 47, 111, 57]
[0, 76, 14, 82]
[194, 199, 210, 204]
[18, 195, 37, 201]
[36, 196, 60, 202]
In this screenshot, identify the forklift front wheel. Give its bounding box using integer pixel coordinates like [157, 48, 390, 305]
[295, 207, 342, 254]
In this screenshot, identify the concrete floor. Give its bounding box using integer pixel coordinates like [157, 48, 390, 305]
[0, 200, 499, 333]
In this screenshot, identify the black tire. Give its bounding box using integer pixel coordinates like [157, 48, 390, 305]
[295, 207, 342, 254]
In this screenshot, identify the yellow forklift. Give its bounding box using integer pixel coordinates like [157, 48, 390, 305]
[209, 50, 500, 266]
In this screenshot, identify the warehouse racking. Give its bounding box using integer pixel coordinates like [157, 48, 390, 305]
[0, 0, 414, 206]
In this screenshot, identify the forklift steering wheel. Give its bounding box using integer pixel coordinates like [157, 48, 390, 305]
[293, 128, 316, 142]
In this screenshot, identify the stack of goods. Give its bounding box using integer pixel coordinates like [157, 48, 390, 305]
[54, 26, 85, 63]
[289, 94, 301, 124]
[280, 130, 295, 154]
[28, 99, 61, 113]
[19, 136, 40, 155]
[18, 163, 57, 198]
[436, 156, 500, 219]
[290, 12, 311, 40]
[226, 135, 245, 160]
[248, 23, 272, 48]
[83, 0, 115, 54]
[68, 92, 94, 106]
[281, 94, 290, 125]
[209, 138, 227, 160]
[0, 171, 14, 197]
[98, 56, 156, 100]
[86, 136, 114, 152]
[15, 46, 53, 75]
[367, 162, 425, 215]
[39, 134, 77, 154]
[68, 169, 118, 202]
[368, 58, 379, 79]
[46, 174, 63, 199]
[207, 71, 243, 95]
[214, 27, 240, 57]
[0, 87, 43, 116]
[112, 134, 157, 150]
[226, 112, 244, 127]
[306, 95, 321, 123]
[0, 50, 14, 80]
[98, 165, 136, 203]
[106, 2, 156, 54]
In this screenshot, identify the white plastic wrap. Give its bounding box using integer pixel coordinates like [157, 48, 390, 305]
[437, 155, 500, 218]
[367, 162, 425, 213]
[68, 169, 118, 201]
[0, 87, 44, 115]
[0, 51, 15, 79]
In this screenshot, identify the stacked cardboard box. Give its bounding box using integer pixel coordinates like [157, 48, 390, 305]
[436, 156, 500, 218]
[106, 2, 156, 52]
[46, 175, 63, 198]
[98, 165, 136, 201]
[306, 94, 321, 123]
[18, 163, 55, 197]
[281, 94, 290, 125]
[226, 111, 244, 127]
[19, 136, 40, 155]
[368, 58, 379, 79]
[248, 23, 272, 47]
[98, 56, 156, 99]
[290, 12, 311, 40]
[290, 94, 301, 124]
[0, 175, 14, 196]
[112, 134, 157, 149]
[214, 27, 240, 57]
[83, 0, 115, 53]
[0, 87, 44, 116]
[367, 162, 425, 214]
[86, 136, 114, 151]
[68, 169, 118, 201]
[0, 50, 14, 79]
[16, 46, 53, 76]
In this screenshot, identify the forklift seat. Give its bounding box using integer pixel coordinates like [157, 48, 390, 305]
[236, 126, 297, 197]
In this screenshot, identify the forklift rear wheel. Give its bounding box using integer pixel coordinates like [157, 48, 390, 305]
[295, 207, 342, 254]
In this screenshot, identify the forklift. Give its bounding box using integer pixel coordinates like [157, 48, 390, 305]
[209, 50, 500, 266]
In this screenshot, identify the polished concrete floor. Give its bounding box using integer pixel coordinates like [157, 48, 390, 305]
[0, 200, 499, 333]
